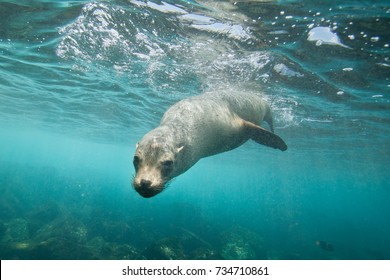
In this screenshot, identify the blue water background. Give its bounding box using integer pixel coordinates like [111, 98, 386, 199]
[0, 0, 389, 259]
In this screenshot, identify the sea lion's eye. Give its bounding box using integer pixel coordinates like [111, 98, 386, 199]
[162, 160, 173, 168]
[161, 160, 173, 176]
[133, 156, 140, 169]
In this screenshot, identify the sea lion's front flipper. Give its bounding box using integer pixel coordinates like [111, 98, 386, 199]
[243, 120, 287, 151]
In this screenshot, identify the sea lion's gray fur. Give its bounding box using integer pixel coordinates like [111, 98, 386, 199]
[133, 90, 287, 198]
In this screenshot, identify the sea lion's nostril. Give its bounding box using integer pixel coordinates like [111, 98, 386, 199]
[140, 179, 151, 188]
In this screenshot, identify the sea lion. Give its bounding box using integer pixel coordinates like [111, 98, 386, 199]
[132, 90, 287, 198]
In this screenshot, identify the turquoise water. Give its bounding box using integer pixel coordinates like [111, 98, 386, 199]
[0, 0, 389, 260]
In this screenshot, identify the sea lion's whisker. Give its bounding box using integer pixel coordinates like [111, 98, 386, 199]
[161, 178, 175, 192]
[131, 174, 136, 188]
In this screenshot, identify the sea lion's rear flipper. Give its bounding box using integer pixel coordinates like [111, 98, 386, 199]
[263, 103, 274, 132]
[243, 120, 287, 151]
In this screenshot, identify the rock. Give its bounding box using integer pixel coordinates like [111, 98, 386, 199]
[33, 215, 88, 245]
[219, 226, 265, 260]
[29, 202, 61, 234]
[30, 202, 61, 224]
[87, 237, 145, 260]
[4, 218, 30, 242]
[144, 237, 185, 260]
[189, 247, 220, 260]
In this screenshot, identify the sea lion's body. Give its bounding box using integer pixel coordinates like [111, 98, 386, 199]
[133, 90, 287, 198]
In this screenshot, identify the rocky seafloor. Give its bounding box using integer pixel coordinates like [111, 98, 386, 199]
[0, 162, 323, 260]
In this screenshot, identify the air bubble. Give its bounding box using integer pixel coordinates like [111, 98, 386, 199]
[370, 36, 379, 42]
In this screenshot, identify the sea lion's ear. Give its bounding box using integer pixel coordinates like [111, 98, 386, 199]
[177, 146, 184, 153]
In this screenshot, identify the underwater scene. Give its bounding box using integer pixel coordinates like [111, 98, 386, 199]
[0, 0, 389, 260]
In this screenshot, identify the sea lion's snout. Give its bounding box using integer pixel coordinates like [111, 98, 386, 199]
[133, 176, 164, 198]
[135, 185, 162, 198]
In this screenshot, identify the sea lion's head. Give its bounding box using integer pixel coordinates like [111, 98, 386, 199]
[132, 128, 183, 198]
